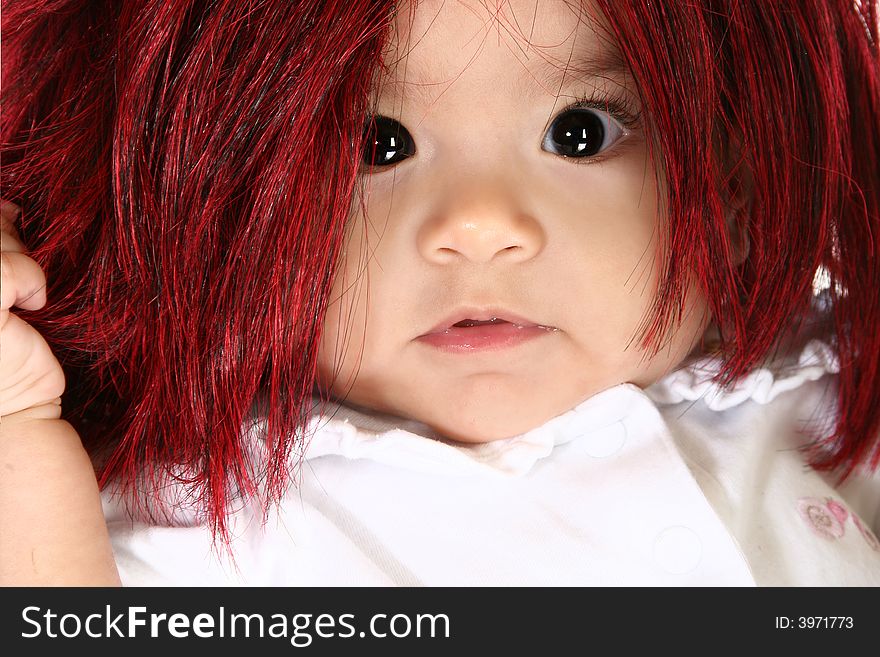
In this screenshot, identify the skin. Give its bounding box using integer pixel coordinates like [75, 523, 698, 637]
[0, 201, 121, 585]
[315, 0, 724, 443]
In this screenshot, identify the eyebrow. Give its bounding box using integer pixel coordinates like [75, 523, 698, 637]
[373, 46, 633, 106]
[522, 46, 633, 98]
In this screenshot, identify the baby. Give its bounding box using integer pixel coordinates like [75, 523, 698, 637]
[314, 0, 727, 444]
[1, 0, 878, 586]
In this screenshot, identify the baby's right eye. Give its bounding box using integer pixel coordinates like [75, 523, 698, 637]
[362, 115, 415, 168]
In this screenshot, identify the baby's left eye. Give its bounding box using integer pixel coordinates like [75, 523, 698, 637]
[542, 108, 626, 160]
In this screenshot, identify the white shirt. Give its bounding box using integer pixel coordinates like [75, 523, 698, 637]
[103, 338, 880, 585]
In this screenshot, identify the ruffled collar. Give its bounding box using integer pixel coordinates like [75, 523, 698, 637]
[297, 337, 839, 476]
[642, 338, 838, 410]
[302, 383, 650, 476]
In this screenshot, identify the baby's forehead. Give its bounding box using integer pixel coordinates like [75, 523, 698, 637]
[377, 0, 624, 94]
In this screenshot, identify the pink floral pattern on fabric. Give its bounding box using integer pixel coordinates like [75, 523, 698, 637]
[852, 514, 880, 552]
[825, 499, 848, 524]
[797, 496, 880, 551]
[797, 497, 845, 539]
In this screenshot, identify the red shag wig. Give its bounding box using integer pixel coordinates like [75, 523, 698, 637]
[2, 0, 878, 541]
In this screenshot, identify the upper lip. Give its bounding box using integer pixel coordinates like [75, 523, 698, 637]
[418, 306, 549, 337]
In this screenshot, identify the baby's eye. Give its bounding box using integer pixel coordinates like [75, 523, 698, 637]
[362, 115, 415, 168]
[542, 107, 626, 160]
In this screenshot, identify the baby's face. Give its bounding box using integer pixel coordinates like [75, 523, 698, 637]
[315, 0, 712, 442]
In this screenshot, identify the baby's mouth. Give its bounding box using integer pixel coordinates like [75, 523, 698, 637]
[418, 314, 558, 339]
[416, 306, 558, 339]
[414, 313, 559, 353]
[451, 318, 510, 328]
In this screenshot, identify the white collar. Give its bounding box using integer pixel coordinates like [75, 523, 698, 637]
[642, 338, 838, 410]
[291, 337, 837, 476]
[300, 383, 658, 476]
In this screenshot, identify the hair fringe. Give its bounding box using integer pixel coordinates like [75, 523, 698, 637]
[2, 0, 397, 544]
[593, 0, 880, 480]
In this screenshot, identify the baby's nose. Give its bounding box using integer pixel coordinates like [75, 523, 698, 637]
[416, 177, 546, 265]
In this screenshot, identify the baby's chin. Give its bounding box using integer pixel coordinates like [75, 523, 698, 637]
[404, 394, 592, 444]
[327, 386, 568, 444]
[432, 421, 537, 444]
[319, 373, 654, 444]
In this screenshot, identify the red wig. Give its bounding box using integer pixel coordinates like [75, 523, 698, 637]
[2, 0, 878, 541]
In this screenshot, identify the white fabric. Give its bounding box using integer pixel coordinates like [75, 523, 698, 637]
[103, 338, 880, 586]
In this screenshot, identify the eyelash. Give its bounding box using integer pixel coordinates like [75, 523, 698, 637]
[563, 89, 643, 130]
[552, 89, 644, 164]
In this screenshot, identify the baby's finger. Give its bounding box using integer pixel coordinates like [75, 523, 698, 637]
[0, 251, 48, 313]
[1, 229, 27, 254]
[0, 201, 22, 234]
[0, 199, 22, 220]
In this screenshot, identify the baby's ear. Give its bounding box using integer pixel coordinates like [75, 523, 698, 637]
[720, 134, 753, 268]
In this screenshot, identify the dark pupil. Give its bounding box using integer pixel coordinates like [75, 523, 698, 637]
[363, 116, 412, 166]
[551, 111, 604, 157]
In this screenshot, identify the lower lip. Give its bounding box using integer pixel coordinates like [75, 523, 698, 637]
[415, 323, 557, 353]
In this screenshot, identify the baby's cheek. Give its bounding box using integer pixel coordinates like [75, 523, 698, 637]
[314, 292, 355, 393]
[313, 329, 336, 393]
[313, 233, 365, 384]
[629, 284, 714, 387]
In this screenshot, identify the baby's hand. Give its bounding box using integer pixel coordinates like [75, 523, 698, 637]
[0, 199, 66, 420]
[0, 199, 120, 585]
